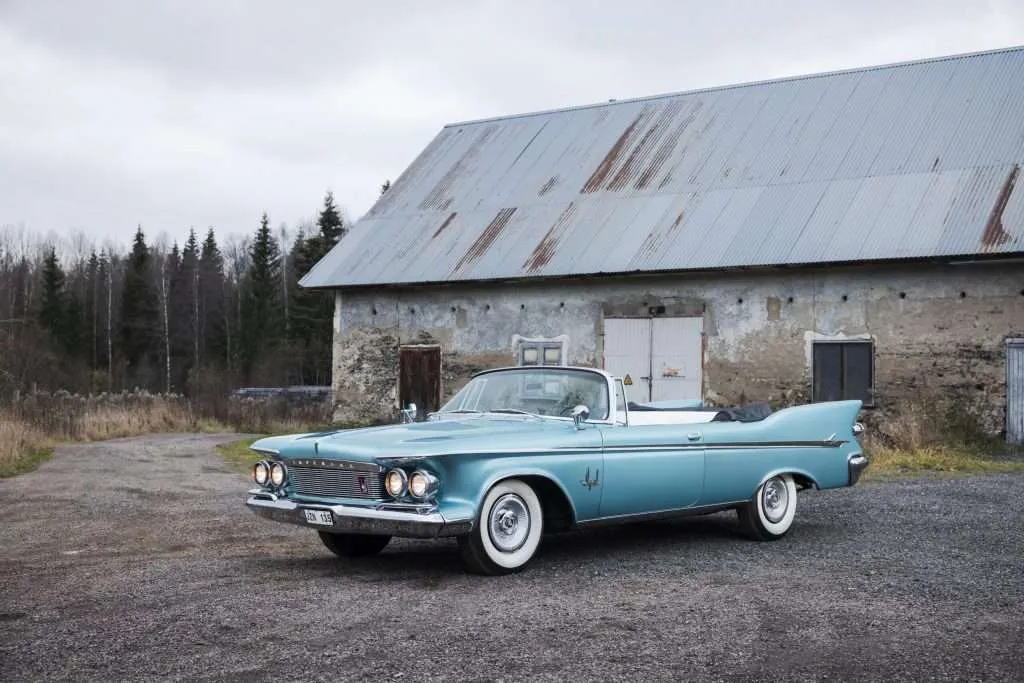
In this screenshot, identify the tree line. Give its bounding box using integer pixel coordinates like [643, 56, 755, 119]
[0, 191, 350, 413]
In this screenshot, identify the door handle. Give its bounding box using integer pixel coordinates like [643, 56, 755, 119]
[687, 432, 702, 441]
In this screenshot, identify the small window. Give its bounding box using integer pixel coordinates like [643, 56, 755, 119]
[543, 346, 562, 365]
[517, 338, 566, 367]
[812, 340, 874, 405]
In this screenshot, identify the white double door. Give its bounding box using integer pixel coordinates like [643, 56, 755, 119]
[603, 317, 703, 403]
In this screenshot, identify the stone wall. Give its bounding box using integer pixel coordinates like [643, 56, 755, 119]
[330, 262, 1023, 434]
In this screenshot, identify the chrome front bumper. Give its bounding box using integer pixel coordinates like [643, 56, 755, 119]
[245, 490, 473, 539]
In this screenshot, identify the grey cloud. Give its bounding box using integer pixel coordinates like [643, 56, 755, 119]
[1, 1, 1023, 248]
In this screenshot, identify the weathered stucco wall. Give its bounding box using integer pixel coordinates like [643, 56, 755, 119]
[330, 262, 1023, 433]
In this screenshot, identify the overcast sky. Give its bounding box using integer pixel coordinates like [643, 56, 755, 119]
[2, 0, 1023, 253]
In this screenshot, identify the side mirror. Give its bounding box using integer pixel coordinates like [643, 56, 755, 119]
[571, 404, 590, 430]
[401, 403, 418, 423]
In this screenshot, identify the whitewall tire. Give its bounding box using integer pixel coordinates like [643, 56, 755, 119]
[458, 479, 544, 575]
[738, 474, 798, 541]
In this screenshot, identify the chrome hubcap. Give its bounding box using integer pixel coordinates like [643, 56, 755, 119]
[488, 493, 530, 552]
[761, 477, 789, 523]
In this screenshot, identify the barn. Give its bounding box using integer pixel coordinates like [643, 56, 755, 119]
[301, 46, 1024, 442]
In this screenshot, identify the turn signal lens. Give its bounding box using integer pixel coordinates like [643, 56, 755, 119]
[269, 462, 287, 487]
[408, 470, 439, 500]
[253, 461, 269, 486]
[385, 469, 408, 498]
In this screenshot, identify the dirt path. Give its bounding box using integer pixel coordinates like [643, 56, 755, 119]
[1, 434, 1022, 681]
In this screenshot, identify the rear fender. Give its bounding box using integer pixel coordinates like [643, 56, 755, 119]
[755, 468, 820, 495]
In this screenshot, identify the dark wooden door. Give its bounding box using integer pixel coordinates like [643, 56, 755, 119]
[399, 346, 441, 420]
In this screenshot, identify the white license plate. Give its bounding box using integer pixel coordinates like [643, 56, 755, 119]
[303, 509, 333, 526]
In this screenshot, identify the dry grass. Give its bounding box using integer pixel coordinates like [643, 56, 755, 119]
[9, 390, 200, 440]
[860, 398, 1021, 479]
[225, 395, 333, 435]
[0, 413, 52, 477]
[1, 389, 342, 478]
[864, 444, 1024, 479]
[0, 391, 219, 478]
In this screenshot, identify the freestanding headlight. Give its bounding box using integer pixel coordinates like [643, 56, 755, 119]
[253, 461, 270, 486]
[409, 470, 439, 501]
[269, 461, 287, 487]
[385, 468, 408, 498]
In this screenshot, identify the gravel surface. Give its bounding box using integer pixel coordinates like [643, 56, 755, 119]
[1, 434, 1022, 682]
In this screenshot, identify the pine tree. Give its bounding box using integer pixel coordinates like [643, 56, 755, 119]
[288, 192, 348, 384]
[120, 226, 159, 387]
[317, 190, 346, 245]
[181, 229, 200, 373]
[38, 246, 86, 362]
[38, 247, 65, 341]
[199, 228, 227, 368]
[62, 291, 86, 363]
[239, 213, 283, 381]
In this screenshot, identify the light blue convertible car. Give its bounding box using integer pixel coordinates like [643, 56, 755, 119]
[246, 366, 867, 574]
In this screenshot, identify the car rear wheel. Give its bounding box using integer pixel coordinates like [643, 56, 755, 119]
[317, 531, 391, 557]
[458, 479, 543, 575]
[738, 474, 797, 541]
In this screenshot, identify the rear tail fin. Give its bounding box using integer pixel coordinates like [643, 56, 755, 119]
[765, 400, 863, 442]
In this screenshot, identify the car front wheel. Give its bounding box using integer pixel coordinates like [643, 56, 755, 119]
[458, 478, 544, 575]
[738, 473, 797, 541]
[318, 531, 391, 558]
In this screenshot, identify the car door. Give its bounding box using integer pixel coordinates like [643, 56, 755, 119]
[596, 422, 705, 518]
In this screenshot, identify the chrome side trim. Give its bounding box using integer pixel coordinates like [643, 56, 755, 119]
[374, 440, 847, 462]
[245, 495, 473, 539]
[251, 447, 280, 456]
[575, 500, 748, 528]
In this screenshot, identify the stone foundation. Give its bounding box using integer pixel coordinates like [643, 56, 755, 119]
[329, 262, 1023, 435]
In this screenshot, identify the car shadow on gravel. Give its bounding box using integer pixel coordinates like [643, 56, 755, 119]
[241, 513, 758, 579]
[536, 513, 747, 557]
[243, 539, 465, 580]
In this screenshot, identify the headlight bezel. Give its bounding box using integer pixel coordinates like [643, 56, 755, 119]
[385, 468, 409, 498]
[269, 461, 287, 487]
[408, 469, 439, 501]
[253, 460, 270, 486]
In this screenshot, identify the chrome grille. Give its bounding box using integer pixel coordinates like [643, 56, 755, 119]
[287, 461, 384, 500]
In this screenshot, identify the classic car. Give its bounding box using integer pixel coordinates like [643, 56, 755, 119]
[246, 366, 867, 575]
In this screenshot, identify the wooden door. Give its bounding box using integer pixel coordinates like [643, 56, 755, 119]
[399, 345, 441, 420]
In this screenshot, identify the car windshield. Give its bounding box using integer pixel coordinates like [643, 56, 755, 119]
[438, 368, 610, 420]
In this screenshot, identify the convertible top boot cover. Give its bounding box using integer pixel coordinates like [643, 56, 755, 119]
[711, 403, 773, 422]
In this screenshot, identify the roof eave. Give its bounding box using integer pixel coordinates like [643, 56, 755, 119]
[301, 251, 1024, 292]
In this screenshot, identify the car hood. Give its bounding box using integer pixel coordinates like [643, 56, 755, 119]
[251, 415, 592, 465]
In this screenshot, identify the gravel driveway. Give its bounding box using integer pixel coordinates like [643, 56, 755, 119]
[1, 434, 1022, 682]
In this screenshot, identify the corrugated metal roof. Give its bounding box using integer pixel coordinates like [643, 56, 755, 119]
[302, 46, 1024, 289]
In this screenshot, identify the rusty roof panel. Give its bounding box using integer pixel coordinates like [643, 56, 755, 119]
[993, 166, 1023, 253]
[301, 47, 1024, 289]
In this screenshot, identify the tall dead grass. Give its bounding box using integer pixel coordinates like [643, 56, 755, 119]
[860, 398, 1017, 476]
[0, 391, 202, 476]
[225, 394, 334, 434]
[0, 389, 341, 477]
[0, 412, 51, 475]
[8, 390, 198, 441]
